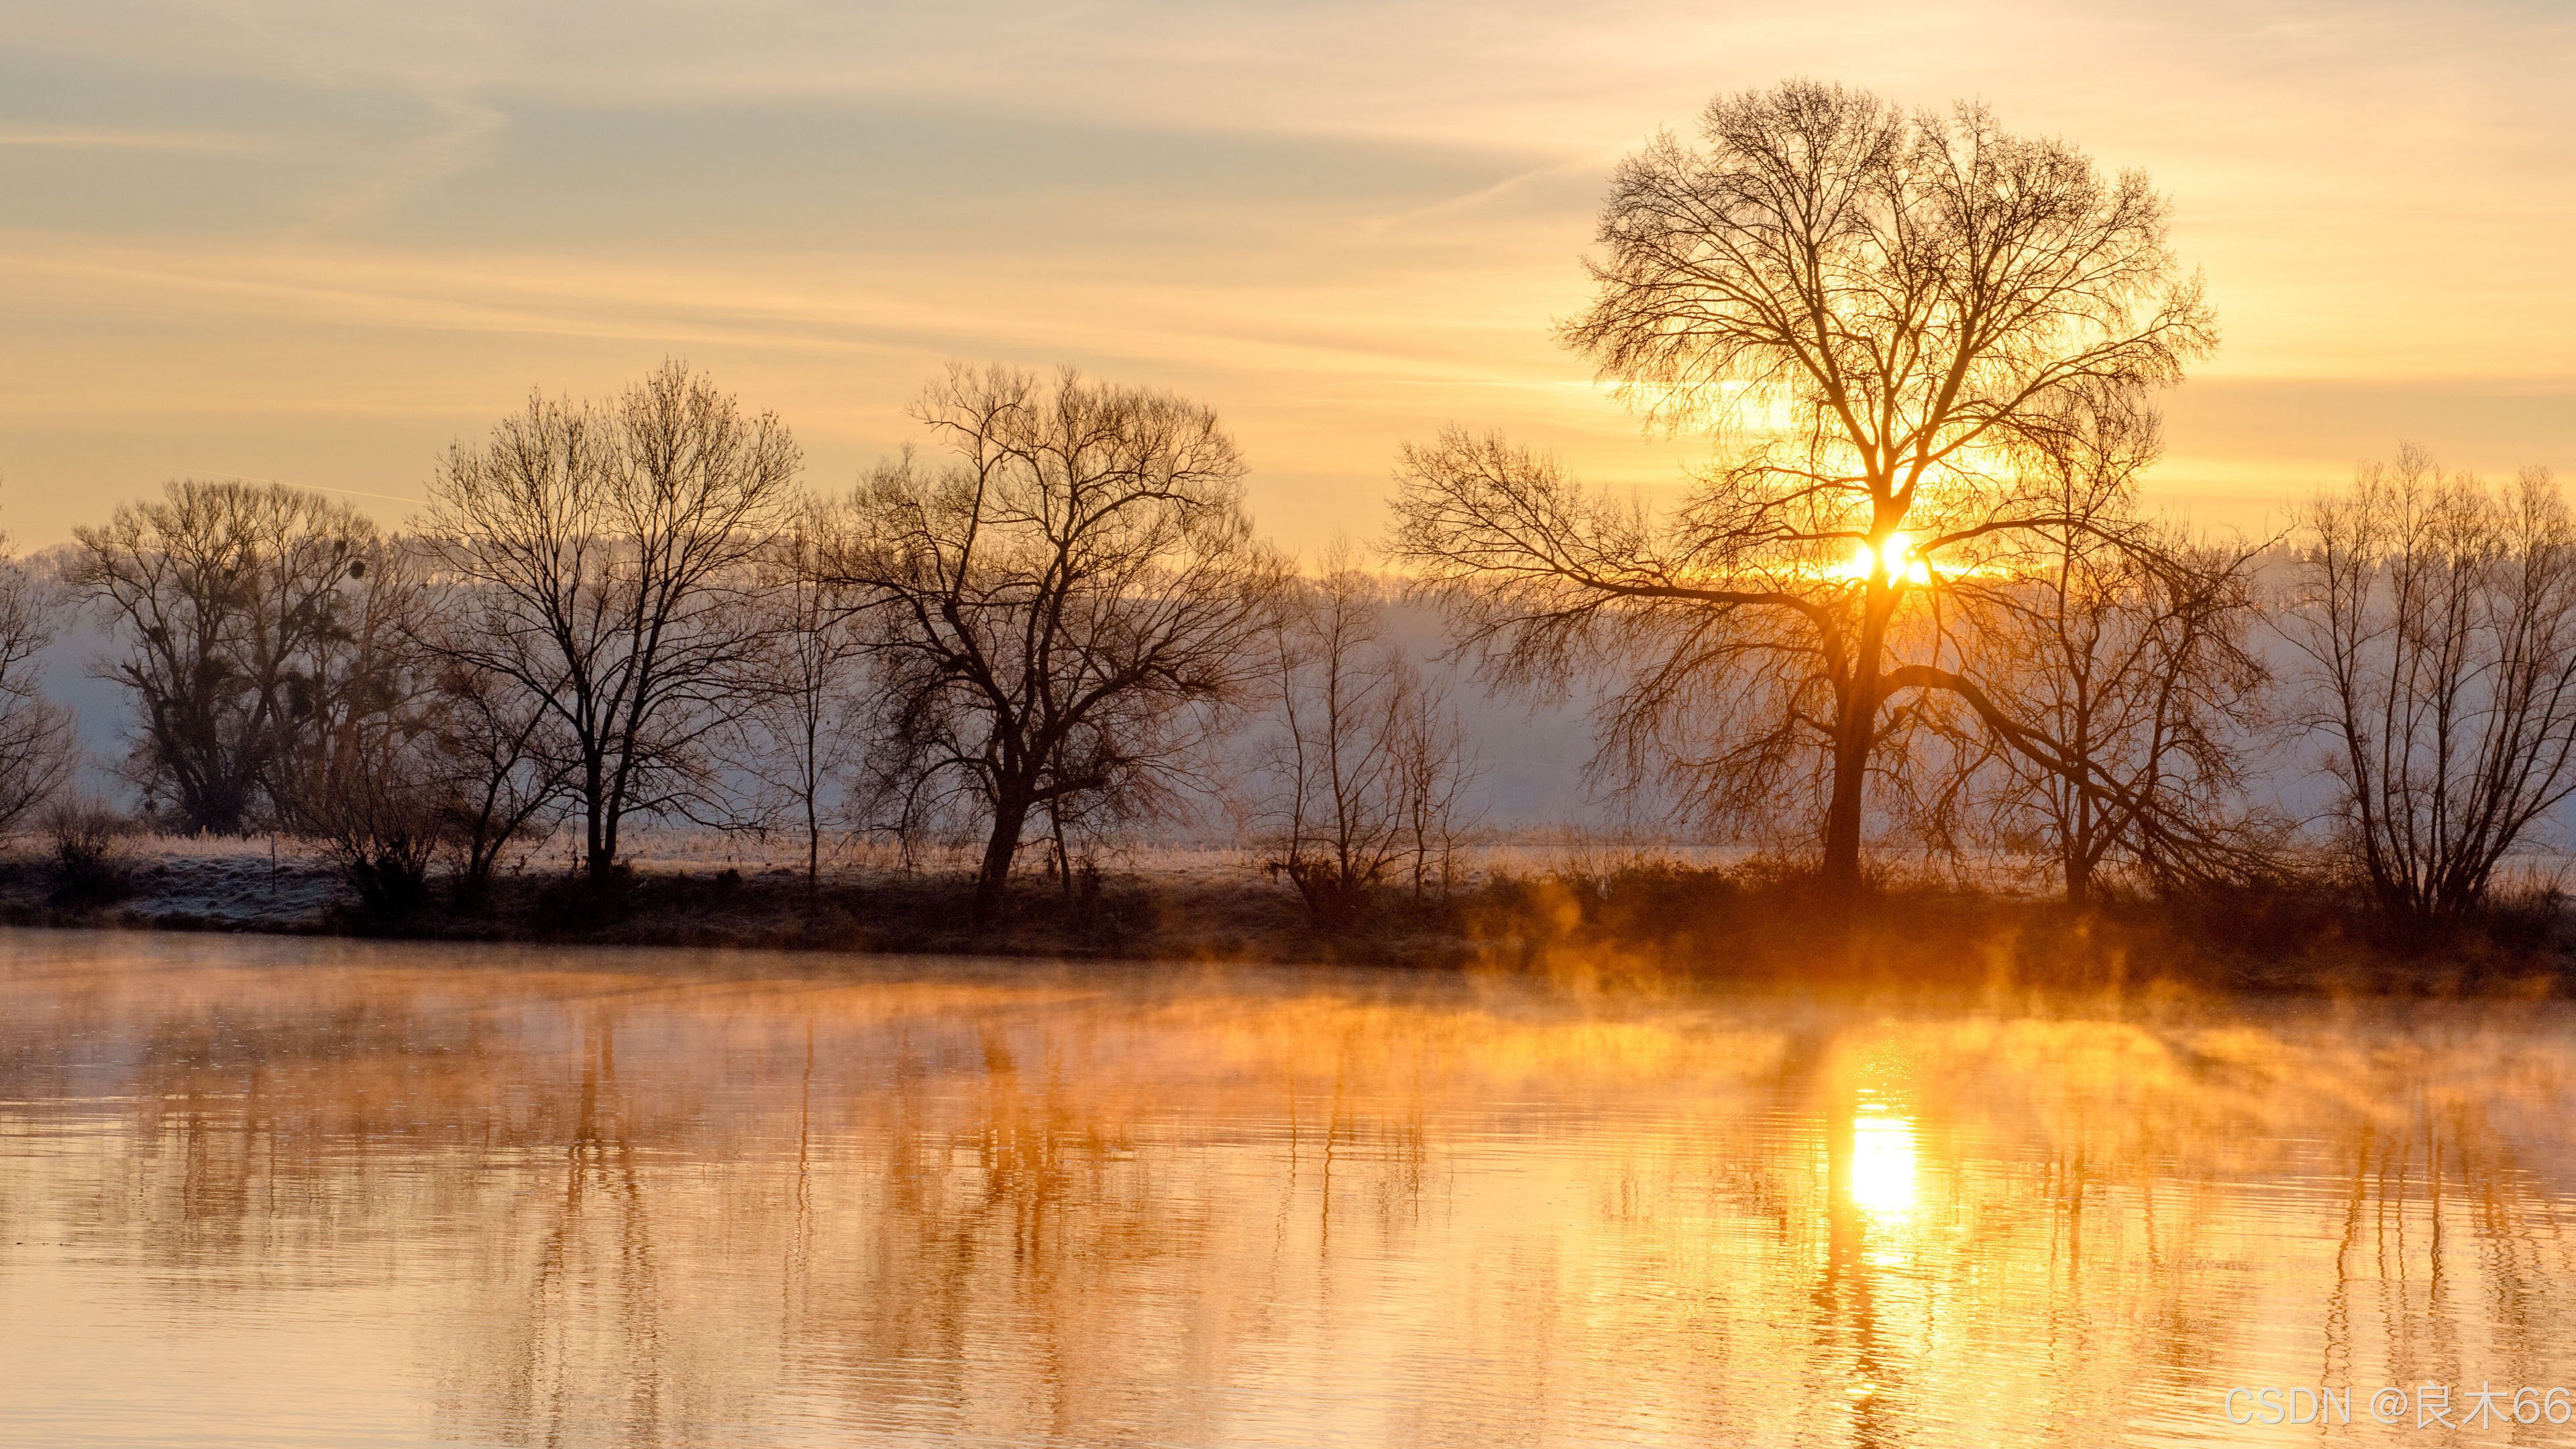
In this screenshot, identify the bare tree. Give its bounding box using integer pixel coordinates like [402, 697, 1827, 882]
[727, 501, 871, 890]
[828, 364, 1285, 906]
[372, 537, 570, 907]
[68, 480, 382, 833]
[0, 535, 74, 830]
[1390, 674, 1481, 897]
[2289, 446, 2576, 922]
[272, 529, 427, 805]
[1253, 553, 1481, 927]
[1972, 400, 2269, 903]
[1394, 80, 2214, 892]
[420, 644, 568, 906]
[285, 700, 451, 918]
[261, 538, 565, 914]
[267, 531, 454, 913]
[423, 362, 800, 886]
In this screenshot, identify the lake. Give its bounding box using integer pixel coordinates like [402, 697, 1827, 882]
[2, 929, 2572, 1447]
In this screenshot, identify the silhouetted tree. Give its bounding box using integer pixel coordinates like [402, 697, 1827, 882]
[828, 365, 1285, 906]
[69, 480, 382, 833]
[266, 533, 455, 913]
[0, 531, 74, 830]
[2290, 446, 2576, 922]
[1970, 397, 2269, 902]
[425, 655, 567, 906]
[423, 362, 800, 888]
[1393, 80, 2215, 892]
[286, 700, 451, 918]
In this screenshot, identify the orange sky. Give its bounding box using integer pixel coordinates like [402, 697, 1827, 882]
[3, 0, 2570, 554]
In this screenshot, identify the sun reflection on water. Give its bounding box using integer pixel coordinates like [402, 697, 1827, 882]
[1848, 1110, 1919, 1227]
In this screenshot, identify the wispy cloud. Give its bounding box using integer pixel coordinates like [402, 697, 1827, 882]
[0, 127, 265, 152]
[1356, 150, 1617, 235]
[292, 93, 508, 235]
[0, 0, 2568, 552]
[174, 470, 425, 507]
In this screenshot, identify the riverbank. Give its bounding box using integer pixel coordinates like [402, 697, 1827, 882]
[0, 835, 2566, 995]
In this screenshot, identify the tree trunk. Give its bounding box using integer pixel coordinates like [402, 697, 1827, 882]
[457, 854, 494, 912]
[976, 790, 1032, 908]
[1820, 574, 1895, 893]
[2064, 799, 2093, 908]
[578, 754, 609, 884]
[806, 811, 820, 892]
[1821, 714, 1870, 891]
[803, 717, 822, 892]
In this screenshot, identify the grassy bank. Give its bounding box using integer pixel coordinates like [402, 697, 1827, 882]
[0, 836, 2566, 996]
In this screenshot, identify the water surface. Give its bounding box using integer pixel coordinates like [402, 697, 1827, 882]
[3, 930, 2574, 1446]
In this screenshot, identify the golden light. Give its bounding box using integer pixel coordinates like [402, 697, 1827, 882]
[1834, 531, 1933, 586]
[1847, 1110, 1919, 1225]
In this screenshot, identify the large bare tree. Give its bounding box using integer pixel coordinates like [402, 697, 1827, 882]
[68, 480, 382, 833]
[828, 364, 1285, 906]
[2290, 447, 2576, 922]
[423, 362, 800, 886]
[1393, 80, 2215, 890]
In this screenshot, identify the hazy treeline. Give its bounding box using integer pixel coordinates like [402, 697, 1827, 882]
[1, 79, 2570, 931]
[7, 360, 1483, 923]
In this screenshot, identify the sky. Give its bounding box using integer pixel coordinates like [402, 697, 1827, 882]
[2, 0, 2571, 556]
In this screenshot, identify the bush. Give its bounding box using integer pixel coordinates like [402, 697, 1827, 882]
[282, 726, 451, 922]
[43, 797, 131, 907]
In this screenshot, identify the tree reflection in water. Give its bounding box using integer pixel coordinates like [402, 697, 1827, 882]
[2, 931, 2575, 1446]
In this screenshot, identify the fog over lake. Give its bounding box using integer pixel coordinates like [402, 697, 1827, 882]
[3, 930, 2573, 1446]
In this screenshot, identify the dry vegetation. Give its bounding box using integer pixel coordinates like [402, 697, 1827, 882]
[0, 829, 2563, 997]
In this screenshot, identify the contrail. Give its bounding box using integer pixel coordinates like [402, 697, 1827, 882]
[178, 470, 425, 508]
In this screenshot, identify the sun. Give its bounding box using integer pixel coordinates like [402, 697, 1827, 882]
[1834, 531, 1933, 586]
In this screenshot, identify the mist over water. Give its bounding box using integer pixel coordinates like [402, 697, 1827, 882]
[2, 930, 2573, 1447]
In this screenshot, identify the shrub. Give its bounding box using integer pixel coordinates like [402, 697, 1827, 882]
[44, 797, 131, 907]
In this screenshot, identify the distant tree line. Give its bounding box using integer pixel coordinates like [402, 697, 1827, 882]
[0, 79, 2567, 932]
[11, 360, 1481, 926]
